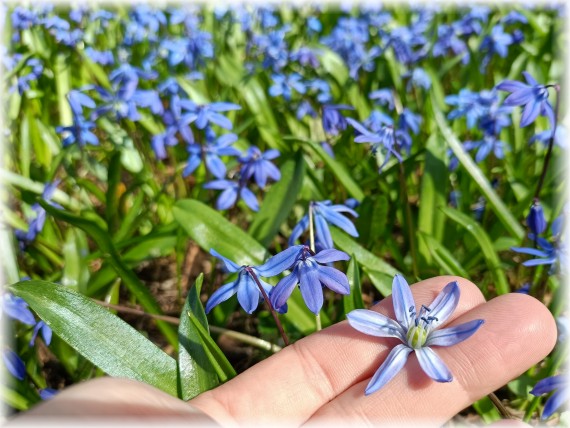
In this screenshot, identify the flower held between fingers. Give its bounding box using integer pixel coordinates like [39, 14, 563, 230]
[347, 275, 484, 395]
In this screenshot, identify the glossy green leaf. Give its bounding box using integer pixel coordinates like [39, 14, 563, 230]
[187, 312, 236, 383]
[41, 203, 178, 346]
[178, 274, 219, 400]
[173, 199, 268, 266]
[249, 151, 305, 246]
[343, 255, 364, 314]
[8, 280, 177, 396]
[440, 207, 509, 294]
[418, 232, 469, 278]
[434, 103, 524, 240]
[417, 133, 448, 267]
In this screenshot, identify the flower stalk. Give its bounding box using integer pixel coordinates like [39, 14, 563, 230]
[309, 203, 322, 332]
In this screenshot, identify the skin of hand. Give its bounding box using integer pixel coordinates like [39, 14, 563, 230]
[9, 276, 557, 427]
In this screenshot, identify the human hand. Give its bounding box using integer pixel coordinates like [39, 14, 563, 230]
[12, 276, 556, 426]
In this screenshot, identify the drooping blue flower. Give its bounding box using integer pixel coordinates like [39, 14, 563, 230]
[501, 11, 528, 25]
[480, 25, 513, 70]
[290, 47, 320, 68]
[30, 321, 52, 346]
[288, 200, 358, 250]
[183, 132, 240, 179]
[512, 213, 566, 273]
[406, 68, 431, 91]
[347, 275, 484, 394]
[347, 118, 408, 171]
[67, 90, 96, 118]
[307, 16, 322, 34]
[268, 73, 306, 101]
[268, 246, 350, 314]
[529, 126, 567, 149]
[123, 5, 167, 45]
[526, 200, 547, 235]
[1, 293, 36, 325]
[203, 179, 259, 212]
[56, 116, 99, 147]
[322, 104, 354, 136]
[445, 89, 486, 129]
[205, 249, 274, 314]
[239, 147, 281, 188]
[369, 89, 395, 111]
[530, 375, 569, 419]
[15, 181, 61, 246]
[3, 349, 26, 380]
[496, 71, 555, 128]
[432, 24, 469, 64]
[469, 135, 509, 163]
[514, 283, 531, 294]
[178, 100, 241, 130]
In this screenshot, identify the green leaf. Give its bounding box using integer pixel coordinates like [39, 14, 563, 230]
[178, 274, 219, 400]
[440, 207, 509, 295]
[331, 229, 398, 296]
[187, 312, 237, 382]
[418, 232, 469, 278]
[417, 133, 448, 266]
[1, 387, 30, 411]
[54, 54, 72, 126]
[343, 255, 364, 314]
[173, 199, 268, 266]
[433, 103, 525, 240]
[40, 203, 178, 346]
[9, 280, 177, 396]
[249, 151, 305, 246]
[303, 139, 365, 202]
[473, 396, 502, 424]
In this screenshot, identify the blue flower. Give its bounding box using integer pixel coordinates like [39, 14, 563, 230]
[203, 179, 259, 211]
[1, 293, 35, 325]
[432, 24, 469, 64]
[205, 249, 273, 314]
[469, 135, 509, 163]
[290, 47, 320, 68]
[512, 236, 560, 270]
[530, 375, 569, 419]
[269, 73, 306, 101]
[406, 68, 431, 91]
[39, 388, 58, 400]
[445, 89, 486, 129]
[30, 321, 52, 346]
[56, 116, 99, 148]
[527, 200, 547, 235]
[530, 126, 567, 149]
[289, 200, 359, 250]
[347, 275, 484, 394]
[496, 71, 555, 128]
[268, 245, 350, 314]
[178, 100, 241, 130]
[369, 89, 394, 112]
[322, 104, 354, 136]
[2, 349, 26, 381]
[480, 24, 513, 70]
[183, 132, 240, 179]
[239, 147, 281, 188]
[15, 182, 61, 246]
[398, 108, 422, 135]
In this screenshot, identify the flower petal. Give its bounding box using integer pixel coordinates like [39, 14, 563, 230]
[531, 375, 566, 395]
[217, 187, 238, 210]
[288, 215, 309, 247]
[416, 347, 453, 382]
[299, 261, 323, 314]
[317, 266, 350, 295]
[318, 205, 359, 237]
[237, 272, 260, 314]
[240, 187, 259, 212]
[426, 319, 485, 347]
[392, 274, 415, 330]
[205, 154, 227, 179]
[205, 280, 239, 314]
[256, 245, 304, 277]
[542, 388, 569, 419]
[503, 89, 535, 107]
[314, 212, 334, 250]
[311, 249, 350, 264]
[346, 309, 406, 342]
[511, 246, 549, 257]
[270, 270, 299, 310]
[365, 344, 412, 395]
[209, 249, 241, 273]
[496, 79, 529, 93]
[427, 281, 460, 329]
[520, 99, 541, 128]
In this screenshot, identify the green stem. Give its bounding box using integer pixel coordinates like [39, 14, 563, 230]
[309, 203, 322, 332]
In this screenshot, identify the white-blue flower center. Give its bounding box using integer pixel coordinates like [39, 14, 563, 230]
[406, 325, 428, 348]
[406, 304, 438, 349]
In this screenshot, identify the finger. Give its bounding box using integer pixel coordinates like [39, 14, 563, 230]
[307, 293, 556, 425]
[10, 377, 213, 422]
[190, 276, 486, 426]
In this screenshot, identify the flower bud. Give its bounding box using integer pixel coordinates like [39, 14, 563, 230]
[527, 200, 546, 235]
